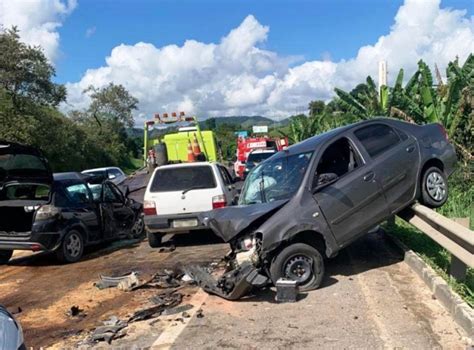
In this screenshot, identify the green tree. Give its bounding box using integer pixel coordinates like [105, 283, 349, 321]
[308, 100, 326, 117]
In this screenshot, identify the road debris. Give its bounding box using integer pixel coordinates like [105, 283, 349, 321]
[68, 305, 86, 318]
[90, 317, 128, 344]
[159, 245, 176, 253]
[275, 279, 298, 303]
[129, 292, 183, 323]
[94, 272, 139, 290]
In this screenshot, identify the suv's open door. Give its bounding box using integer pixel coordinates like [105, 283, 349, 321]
[0, 141, 53, 205]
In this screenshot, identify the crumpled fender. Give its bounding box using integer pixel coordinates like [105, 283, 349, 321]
[198, 199, 288, 242]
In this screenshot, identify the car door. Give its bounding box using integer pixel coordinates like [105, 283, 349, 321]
[62, 182, 101, 241]
[217, 164, 237, 204]
[312, 136, 389, 246]
[353, 123, 420, 215]
[102, 182, 135, 236]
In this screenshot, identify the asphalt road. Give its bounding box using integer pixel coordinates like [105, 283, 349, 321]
[0, 170, 470, 349]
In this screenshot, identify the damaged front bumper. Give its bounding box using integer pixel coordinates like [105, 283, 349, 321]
[187, 262, 269, 300]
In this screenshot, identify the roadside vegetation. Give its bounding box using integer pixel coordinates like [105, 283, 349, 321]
[0, 28, 142, 172]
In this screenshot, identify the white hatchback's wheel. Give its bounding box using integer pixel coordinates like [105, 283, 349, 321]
[421, 166, 448, 208]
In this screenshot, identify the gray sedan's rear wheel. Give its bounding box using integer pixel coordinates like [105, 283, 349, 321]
[131, 214, 145, 238]
[0, 250, 13, 265]
[421, 166, 448, 208]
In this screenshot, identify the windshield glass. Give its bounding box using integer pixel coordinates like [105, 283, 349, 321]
[247, 152, 275, 163]
[240, 151, 313, 205]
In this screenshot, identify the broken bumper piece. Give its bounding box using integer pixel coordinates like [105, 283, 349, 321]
[187, 262, 269, 300]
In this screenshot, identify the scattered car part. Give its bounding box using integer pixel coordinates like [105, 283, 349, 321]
[160, 304, 193, 316]
[94, 272, 139, 290]
[128, 292, 182, 323]
[275, 279, 299, 303]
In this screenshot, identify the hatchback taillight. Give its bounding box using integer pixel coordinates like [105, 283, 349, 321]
[35, 205, 59, 221]
[212, 194, 226, 209]
[144, 200, 157, 216]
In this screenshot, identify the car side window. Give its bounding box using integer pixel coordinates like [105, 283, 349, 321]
[354, 124, 401, 158]
[218, 165, 232, 185]
[65, 183, 91, 204]
[314, 137, 361, 187]
[108, 168, 123, 179]
[103, 183, 123, 203]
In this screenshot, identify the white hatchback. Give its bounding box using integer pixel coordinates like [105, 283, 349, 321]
[143, 162, 238, 247]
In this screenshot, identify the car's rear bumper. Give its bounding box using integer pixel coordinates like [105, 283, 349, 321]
[0, 231, 61, 251]
[144, 213, 205, 233]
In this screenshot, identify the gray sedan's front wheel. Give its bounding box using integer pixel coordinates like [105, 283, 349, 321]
[421, 166, 448, 208]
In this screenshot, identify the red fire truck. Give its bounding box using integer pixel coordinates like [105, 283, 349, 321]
[234, 136, 288, 178]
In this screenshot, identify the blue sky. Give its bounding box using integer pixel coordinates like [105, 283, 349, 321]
[55, 0, 472, 83]
[2, 0, 472, 120]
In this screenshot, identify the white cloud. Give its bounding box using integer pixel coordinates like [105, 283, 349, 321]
[64, 0, 473, 124]
[0, 0, 76, 61]
[85, 26, 96, 38]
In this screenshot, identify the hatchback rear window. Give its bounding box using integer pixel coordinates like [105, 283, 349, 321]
[150, 166, 216, 192]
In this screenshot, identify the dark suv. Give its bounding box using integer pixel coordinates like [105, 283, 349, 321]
[195, 118, 457, 299]
[0, 141, 144, 264]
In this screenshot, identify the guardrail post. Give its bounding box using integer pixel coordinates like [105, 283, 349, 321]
[450, 255, 467, 281]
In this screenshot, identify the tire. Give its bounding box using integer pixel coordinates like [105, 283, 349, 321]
[56, 230, 84, 263]
[131, 214, 145, 238]
[147, 231, 162, 248]
[420, 166, 448, 208]
[0, 250, 13, 265]
[270, 243, 325, 292]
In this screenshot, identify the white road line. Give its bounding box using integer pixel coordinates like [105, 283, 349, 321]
[151, 289, 209, 349]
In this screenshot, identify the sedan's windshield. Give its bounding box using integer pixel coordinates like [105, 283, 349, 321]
[239, 151, 313, 205]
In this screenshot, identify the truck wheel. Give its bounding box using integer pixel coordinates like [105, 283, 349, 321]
[270, 243, 325, 291]
[420, 166, 448, 208]
[147, 231, 162, 248]
[0, 250, 13, 265]
[56, 230, 84, 263]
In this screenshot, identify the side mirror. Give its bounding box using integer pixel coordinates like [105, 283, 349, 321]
[232, 195, 240, 205]
[313, 173, 338, 192]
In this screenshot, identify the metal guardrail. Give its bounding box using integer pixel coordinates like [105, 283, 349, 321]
[398, 203, 474, 280]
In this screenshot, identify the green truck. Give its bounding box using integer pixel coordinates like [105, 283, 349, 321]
[144, 116, 218, 165]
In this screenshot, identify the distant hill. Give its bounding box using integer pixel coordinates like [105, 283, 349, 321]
[128, 115, 290, 136]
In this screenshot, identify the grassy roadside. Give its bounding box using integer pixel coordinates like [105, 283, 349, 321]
[386, 166, 473, 307]
[122, 157, 143, 175]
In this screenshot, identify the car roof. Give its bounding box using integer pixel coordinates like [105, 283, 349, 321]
[250, 149, 277, 154]
[155, 162, 219, 170]
[53, 172, 89, 181]
[82, 167, 121, 173]
[285, 117, 409, 154]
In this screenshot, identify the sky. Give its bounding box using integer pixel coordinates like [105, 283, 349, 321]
[0, 0, 473, 124]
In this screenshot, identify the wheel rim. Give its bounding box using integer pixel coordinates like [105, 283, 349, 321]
[284, 255, 313, 285]
[132, 216, 144, 236]
[66, 233, 82, 257]
[426, 171, 446, 201]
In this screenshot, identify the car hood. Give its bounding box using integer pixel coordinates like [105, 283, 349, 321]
[198, 199, 288, 242]
[0, 141, 53, 189]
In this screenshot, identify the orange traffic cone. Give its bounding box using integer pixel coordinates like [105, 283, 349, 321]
[192, 133, 201, 155]
[187, 141, 195, 162]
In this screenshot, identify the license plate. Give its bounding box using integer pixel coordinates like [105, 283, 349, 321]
[172, 219, 198, 228]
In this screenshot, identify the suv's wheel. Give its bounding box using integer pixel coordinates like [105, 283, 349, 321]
[56, 230, 84, 263]
[131, 214, 145, 238]
[147, 231, 162, 248]
[420, 166, 448, 208]
[0, 250, 13, 265]
[270, 243, 325, 291]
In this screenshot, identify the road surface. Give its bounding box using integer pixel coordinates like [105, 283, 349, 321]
[0, 170, 470, 349]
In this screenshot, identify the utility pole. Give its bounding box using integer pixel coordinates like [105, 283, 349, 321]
[378, 60, 387, 93]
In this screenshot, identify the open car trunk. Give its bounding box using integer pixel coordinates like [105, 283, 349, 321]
[0, 206, 35, 234]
